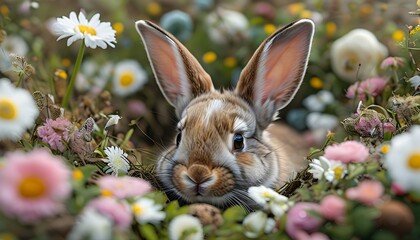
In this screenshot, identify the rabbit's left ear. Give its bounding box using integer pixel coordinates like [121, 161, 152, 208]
[235, 19, 314, 129]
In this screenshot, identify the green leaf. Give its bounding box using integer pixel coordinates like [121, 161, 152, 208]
[222, 206, 246, 223]
[139, 224, 159, 240]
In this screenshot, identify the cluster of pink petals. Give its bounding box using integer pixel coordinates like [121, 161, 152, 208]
[97, 175, 152, 199]
[0, 149, 71, 222]
[319, 195, 346, 223]
[324, 141, 369, 163]
[286, 202, 324, 239]
[37, 117, 73, 152]
[346, 77, 388, 101]
[87, 197, 132, 230]
[380, 57, 405, 69]
[346, 180, 384, 206]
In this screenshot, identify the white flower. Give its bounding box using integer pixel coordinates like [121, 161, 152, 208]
[308, 156, 346, 183]
[102, 146, 130, 176]
[1, 35, 29, 56]
[104, 114, 122, 130]
[303, 90, 335, 112]
[248, 186, 291, 217]
[205, 8, 249, 45]
[112, 60, 147, 97]
[306, 112, 338, 130]
[132, 198, 165, 224]
[52, 11, 116, 49]
[68, 208, 113, 240]
[330, 29, 388, 82]
[0, 78, 39, 141]
[168, 214, 203, 240]
[385, 126, 420, 192]
[76, 59, 113, 93]
[242, 211, 275, 238]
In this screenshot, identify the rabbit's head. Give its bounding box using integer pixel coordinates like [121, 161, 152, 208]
[136, 19, 314, 210]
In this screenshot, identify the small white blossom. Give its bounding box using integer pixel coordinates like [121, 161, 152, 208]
[168, 214, 203, 240]
[133, 198, 165, 224]
[104, 114, 122, 130]
[52, 11, 116, 49]
[68, 209, 113, 240]
[242, 211, 276, 238]
[102, 146, 130, 176]
[385, 126, 420, 192]
[0, 78, 39, 141]
[309, 156, 346, 183]
[408, 75, 420, 90]
[1, 35, 29, 56]
[248, 186, 291, 217]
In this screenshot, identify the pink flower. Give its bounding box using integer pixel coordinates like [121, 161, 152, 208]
[0, 149, 71, 222]
[346, 77, 388, 101]
[37, 117, 73, 152]
[324, 141, 369, 163]
[346, 180, 384, 206]
[380, 57, 405, 69]
[88, 197, 132, 230]
[286, 202, 323, 239]
[295, 231, 330, 240]
[98, 175, 152, 199]
[319, 195, 346, 223]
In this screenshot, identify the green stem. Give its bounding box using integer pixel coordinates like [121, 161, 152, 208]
[392, 69, 399, 86]
[62, 42, 85, 109]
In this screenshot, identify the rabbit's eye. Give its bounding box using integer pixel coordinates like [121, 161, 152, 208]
[176, 132, 182, 147]
[233, 133, 244, 151]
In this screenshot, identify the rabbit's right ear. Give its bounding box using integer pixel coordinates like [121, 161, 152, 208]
[136, 20, 214, 117]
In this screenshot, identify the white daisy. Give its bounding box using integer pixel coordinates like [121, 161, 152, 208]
[1, 35, 29, 56]
[168, 214, 203, 240]
[68, 208, 113, 240]
[385, 126, 420, 192]
[112, 60, 147, 97]
[303, 90, 334, 112]
[132, 198, 165, 224]
[0, 78, 39, 141]
[242, 211, 276, 238]
[248, 185, 291, 217]
[52, 11, 116, 49]
[102, 146, 130, 176]
[308, 156, 346, 183]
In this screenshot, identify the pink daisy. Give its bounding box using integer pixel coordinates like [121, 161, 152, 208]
[324, 141, 369, 163]
[88, 197, 132, 230]
[346, 180, 384, 206]
[0, 149, 71, 222]
[97, 175, 152, 199]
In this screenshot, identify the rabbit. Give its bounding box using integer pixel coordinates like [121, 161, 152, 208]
[135, 19, 314, 210]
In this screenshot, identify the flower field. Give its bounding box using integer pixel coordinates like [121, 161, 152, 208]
[1, 0, 420, 239]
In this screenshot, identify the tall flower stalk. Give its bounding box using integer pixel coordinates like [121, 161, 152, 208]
[62, 42, 85, 108]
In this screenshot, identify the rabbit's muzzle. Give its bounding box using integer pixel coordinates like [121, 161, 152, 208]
[172, 163, 235, 197]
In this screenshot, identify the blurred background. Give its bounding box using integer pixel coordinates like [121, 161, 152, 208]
[0, 0, 417, 160]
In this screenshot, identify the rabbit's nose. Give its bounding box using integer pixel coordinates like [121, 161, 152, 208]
[187, 164, 212, 184]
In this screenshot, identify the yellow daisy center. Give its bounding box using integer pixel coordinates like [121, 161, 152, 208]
[333, 166, 344, 179]
[264, 24, 276, 35]
[262, 191, 271, 198]
[0, 98, 17, 120]
[132, 203, 143, 215]
[72, 169, 83, 181]
[18, 176, 46, 199]
[381, 145, 390, 154]
[407, 152, 420, 170]
[203, 51, 217, 64]
[78, 25, 97, 36]
[310, 77, 323, 89]
[119, 71, 135, 87]
[101, 189, 113, 197]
